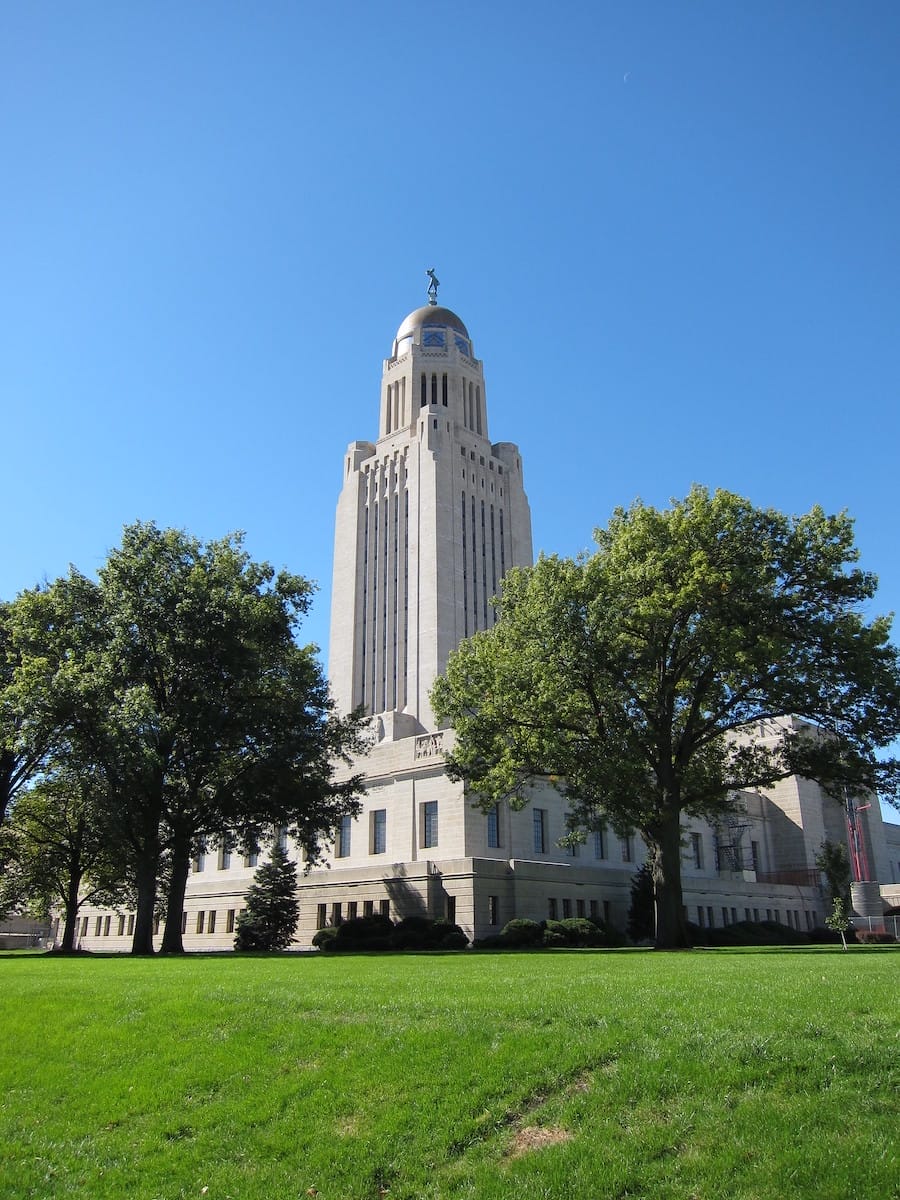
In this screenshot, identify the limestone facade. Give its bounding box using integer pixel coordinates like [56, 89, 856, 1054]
[70, 293, 900, 950]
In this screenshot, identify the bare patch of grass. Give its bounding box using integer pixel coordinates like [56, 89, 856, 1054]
[508, 1125, 573, 1158]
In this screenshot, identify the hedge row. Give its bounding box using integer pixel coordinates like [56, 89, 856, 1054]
[312, 914, 468, 952]
[474, 915, 626, 950]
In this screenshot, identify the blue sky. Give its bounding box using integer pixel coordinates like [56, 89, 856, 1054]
[2, 3, 899, 810]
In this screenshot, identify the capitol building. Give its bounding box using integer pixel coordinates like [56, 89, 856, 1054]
[72, 287, 900, 949]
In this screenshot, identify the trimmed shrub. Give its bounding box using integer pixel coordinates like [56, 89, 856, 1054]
[557, 917, 607, 947]
[440, 931, 469, 950]
[333, 914, 395, 951]
[311, 926, 340, 950]
[499, 918, 544, 947]
[542, 929, 567, 948]
[856, 929, 896, 944]
[695, 920, 810, 947]
[473, 934, 508, 950]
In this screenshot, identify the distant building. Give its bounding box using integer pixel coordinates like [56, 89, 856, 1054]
[72, 291, 900, 949]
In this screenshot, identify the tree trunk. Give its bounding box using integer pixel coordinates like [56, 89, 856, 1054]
[650, 811, 691, 950]
[159, 833, 191, 954]
[59, 864, 82, 951]
[130, 852, 159, 954]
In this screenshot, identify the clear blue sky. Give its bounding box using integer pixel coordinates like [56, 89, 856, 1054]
[2, 3, 899, 810]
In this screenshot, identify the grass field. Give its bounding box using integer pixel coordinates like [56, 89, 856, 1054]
[1, 947, 897, 1200]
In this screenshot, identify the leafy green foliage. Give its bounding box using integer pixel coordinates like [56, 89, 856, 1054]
[8, 522, 366, 953]
[313, 914, 469, 953]
[825, 896, 852, 949]
[816, 839, 852, 907]
[233, 844, 299, 951]
[4, 767, 127, 950]
[499, 918, 544, 946]
[433, 487, 900, 948]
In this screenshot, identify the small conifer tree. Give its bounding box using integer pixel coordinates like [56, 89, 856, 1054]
[234, 843, 299, 951]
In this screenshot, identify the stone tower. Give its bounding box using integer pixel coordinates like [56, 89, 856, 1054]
[328, 291, 533, 733]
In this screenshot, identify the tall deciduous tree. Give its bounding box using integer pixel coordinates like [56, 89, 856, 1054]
[6, 767, 127, 951]
[432, 487, 900, 949]
[12, 522, 366, 954]
[0, 601, 54, 825]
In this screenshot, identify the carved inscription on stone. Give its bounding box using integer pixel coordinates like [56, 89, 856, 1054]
[415, 732, 445, 759]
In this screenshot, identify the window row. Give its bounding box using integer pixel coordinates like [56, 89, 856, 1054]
[691, 904, 819, 930]
[78, 908, 241, 938]
[532, 811, 633, 862]
[547, 897, 612, 924]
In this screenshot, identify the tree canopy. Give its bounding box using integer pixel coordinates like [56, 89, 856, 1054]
[8, 522, 366, 952]
[432, 486, 900, 948]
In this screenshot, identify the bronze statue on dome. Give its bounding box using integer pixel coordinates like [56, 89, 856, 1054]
[426, 268, 440, 305]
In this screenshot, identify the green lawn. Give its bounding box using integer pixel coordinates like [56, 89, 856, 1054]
[1, 947, 897, 1200]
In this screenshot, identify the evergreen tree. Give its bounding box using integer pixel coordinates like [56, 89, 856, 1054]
[234, 843, 299, 951]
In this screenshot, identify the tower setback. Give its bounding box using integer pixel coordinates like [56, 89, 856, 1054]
[329, 300, 533, 733]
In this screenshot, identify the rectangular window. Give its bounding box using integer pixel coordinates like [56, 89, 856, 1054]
[562, 898, 572, 919]
[227, 909, 236, 933]
[691, 832, 703, 869]
[95, 915, 102, 936]
[218, 846, 231, 870]
[207, 910, 216, 934]
[347, 901, 358, 921]
[379, 899, 390, 918]
[336, 814, 352, 858]
[371, 809, 387, 854]
[192, 853, 205, 873]
[548, 897, 558, 920]
[621, 835, 633, 863]
[576, 899, 585, 918]
[446, 895, 456, 923]
[103, 915, 111, 936]
[117, 914, 125, 936]
[533, 808, 546, 854]
[589, 899, 599, 920]
[181, 911, 187, 934]
[331, 902, 342, 927]
[275, 827, 288, 853]
[697, 906, 705, 927]
[487, 804, 500, 848]
[751, 840, 761, 872]
[196, 911, 205, 934]
[707, 906, 715, 927]
[753, 908, 760, 923]
[422, 800, 438, 848]
[127, 913, 135, 935]
[603, 900, 611, 923]
[244, 846, 259, 868]
[316, 903, 327, 930]
[745, 907, 752, 922]
[593, 826, 606, 859]
[488, 895, 499, 926]
[81, 915, 89, 936]
[363, 899, 374, 918]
